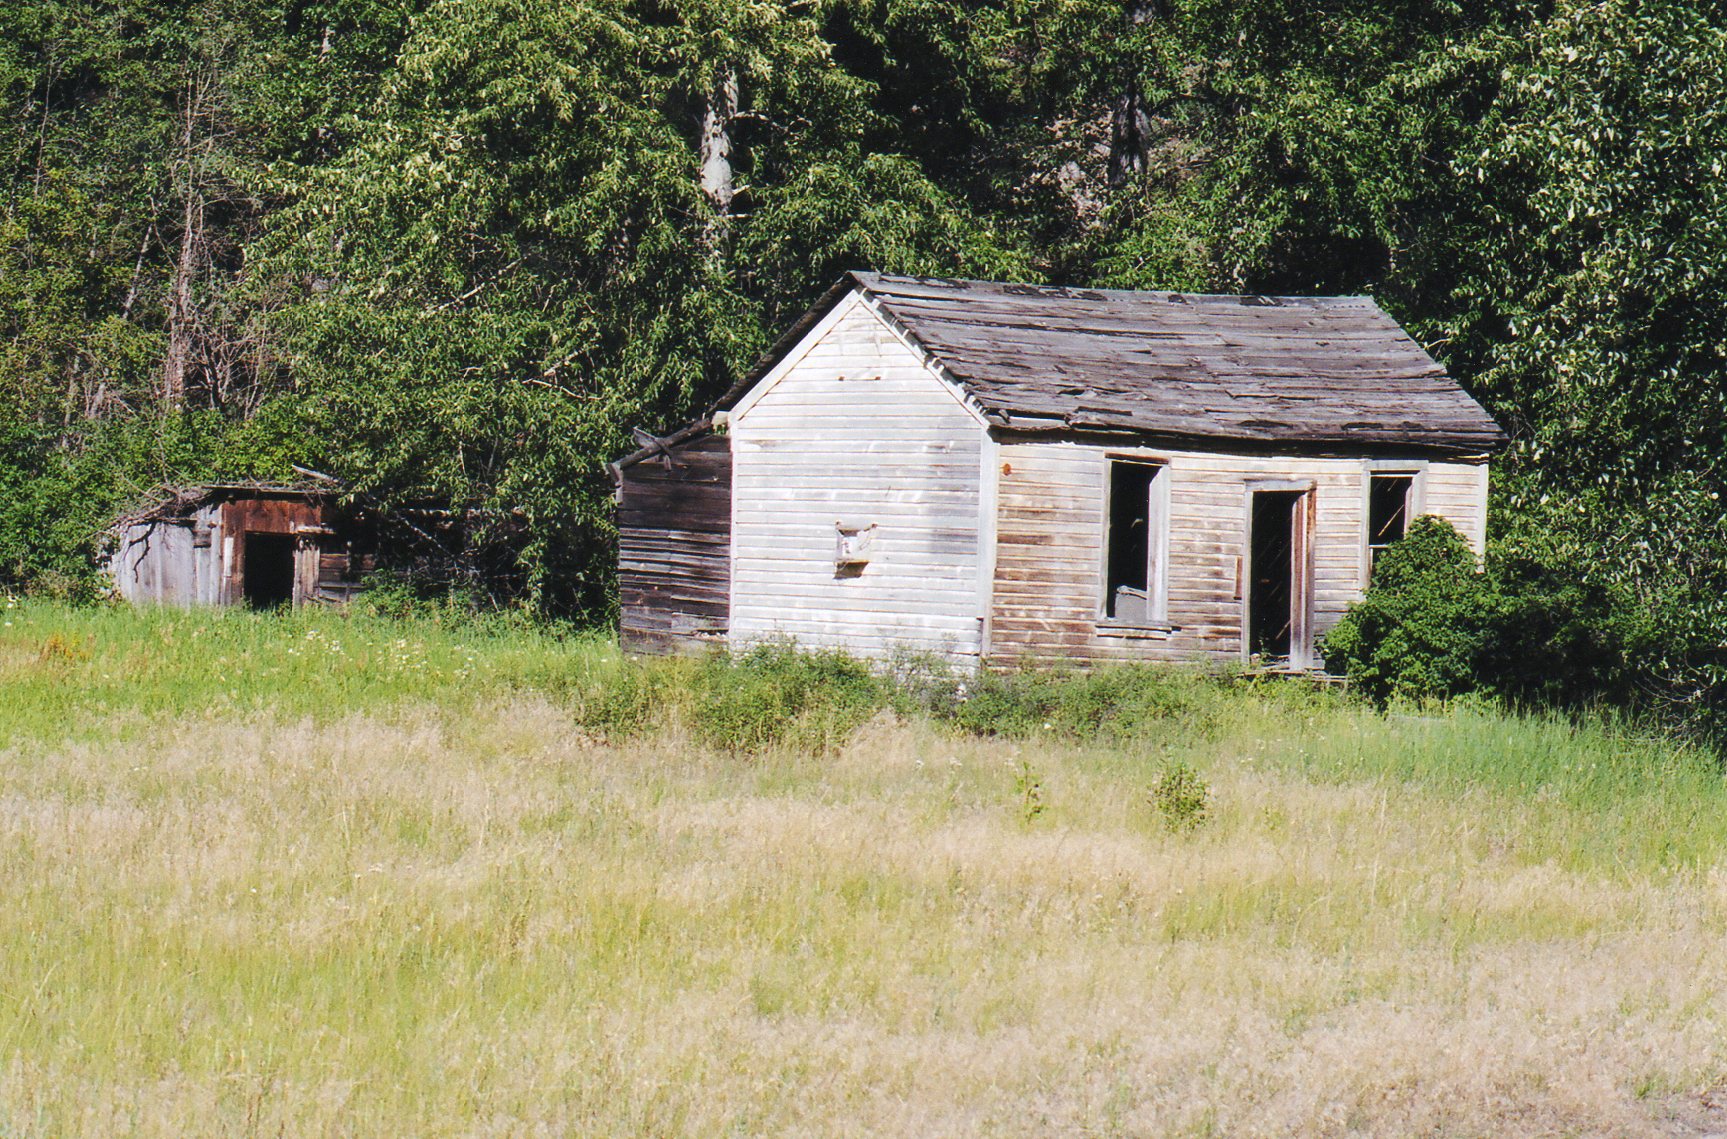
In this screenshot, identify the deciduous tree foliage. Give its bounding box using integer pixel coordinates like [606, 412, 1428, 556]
[3, 0, 1727, 701]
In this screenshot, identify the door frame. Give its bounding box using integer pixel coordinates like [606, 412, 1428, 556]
[1241, 480, 1317, 670]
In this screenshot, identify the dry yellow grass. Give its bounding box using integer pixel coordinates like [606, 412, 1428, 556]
[3, 686, 1726, 1136]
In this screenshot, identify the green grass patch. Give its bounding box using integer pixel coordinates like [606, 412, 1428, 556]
[3, 603, 1727, 1134]
[0, 599, 613, 747]
[4, 600, 1725, 875]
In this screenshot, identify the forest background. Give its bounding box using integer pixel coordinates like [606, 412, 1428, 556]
[3, 0, 1726, 716]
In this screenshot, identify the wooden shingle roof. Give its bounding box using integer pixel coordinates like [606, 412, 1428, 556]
[723, 272, 1506, 456]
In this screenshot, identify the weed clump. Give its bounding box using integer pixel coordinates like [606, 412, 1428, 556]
[691, 642, 883, 754]
[569, 642, 1229, 754]
[1013, 760, 1046, 823]
[917, 663, 1219, 742]
[1150, 761, 1210, 832]
[567, 656, 669, 738]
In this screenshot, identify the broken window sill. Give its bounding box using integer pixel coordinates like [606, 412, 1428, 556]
[1096, 621, 1176, 639]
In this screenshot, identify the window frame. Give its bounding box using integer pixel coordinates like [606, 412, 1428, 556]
[1360, 462, 1427, 587]
[1098, 455, 1171, 632]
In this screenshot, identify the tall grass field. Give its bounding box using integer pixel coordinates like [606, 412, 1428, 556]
[3, 599, 1726, 1136]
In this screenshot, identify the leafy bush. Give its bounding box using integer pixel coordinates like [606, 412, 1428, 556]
[568, 657, 670, 739]
[1320, 517, 1496, 701]
[1322, 516, 1629, 707]
[1150, 762, 1210, 832]
[690, 642, 884, 755]
[925, 662, 1217, 741]
[563, 646, 1229, 754]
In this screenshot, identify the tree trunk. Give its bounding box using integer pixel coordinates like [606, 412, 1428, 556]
[698, 67, 738, 256]
[163, 189, 199, 412]
[1107, 0, 1162, 188]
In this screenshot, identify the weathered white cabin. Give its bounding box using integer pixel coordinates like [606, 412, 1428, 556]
[614, 273, 1505, 669]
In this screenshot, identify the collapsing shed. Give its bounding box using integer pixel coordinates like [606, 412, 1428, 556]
[110, 485, 375, 608]
[614, 273, 1506, 670]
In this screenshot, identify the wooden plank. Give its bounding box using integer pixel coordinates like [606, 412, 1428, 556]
[729, 300, 985, 661]
[616, 431, 733, 653]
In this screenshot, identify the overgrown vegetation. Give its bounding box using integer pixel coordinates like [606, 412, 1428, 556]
[1320, 516, 1727, 740]
[6, 600, 1721, 838]
[1150, 760, 1209, 832]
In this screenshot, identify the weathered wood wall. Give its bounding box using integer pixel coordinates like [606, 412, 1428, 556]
[616, 432, 733, 653]
[110, 492, 371, 607]
[112, 504, 225, 606]
[728, 295, 988, 663]
[1420, 460, 1490, 561]
[988, 442, 1489, 668]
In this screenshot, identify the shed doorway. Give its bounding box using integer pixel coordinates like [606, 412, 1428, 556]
[1247, 489, 1312, 668]
[242, 532, 296, 609]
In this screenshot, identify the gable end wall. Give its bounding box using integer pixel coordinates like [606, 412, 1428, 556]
[728, 297, 988, 662]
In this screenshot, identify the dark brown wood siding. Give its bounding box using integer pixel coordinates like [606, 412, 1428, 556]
[617, 432, 732, 653]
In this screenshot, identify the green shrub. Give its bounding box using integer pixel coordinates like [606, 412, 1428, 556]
[1477, 547, 1627, 707]
[1150, 761, 1210, 832]
[568, 657, 669, 739]
[1320, 517, 1494, 702]
[931, 662, 1216, 741]
[691, 642, 884, 755]
[1321, 515, 1641, 708]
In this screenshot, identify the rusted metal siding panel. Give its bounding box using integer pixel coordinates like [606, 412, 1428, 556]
[617, 432, 732, 654]
[219, 496, 327, 535]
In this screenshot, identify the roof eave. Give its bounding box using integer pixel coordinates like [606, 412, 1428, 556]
[710, 274, 865, 413]
[987, 419, 1505, 459]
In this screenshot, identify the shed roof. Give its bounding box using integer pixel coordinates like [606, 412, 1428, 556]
[717, 272, 1505, 456]
[115, 482, 344, 529]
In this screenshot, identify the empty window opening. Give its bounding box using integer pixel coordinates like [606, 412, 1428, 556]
[242, 532, 296, 609]
[1367, 474, 1414, 578]
[1105, 461, 1164, 623]
[1249, 491, 1304, 662]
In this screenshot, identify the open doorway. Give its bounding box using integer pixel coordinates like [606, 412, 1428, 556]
[242, 532, 296, 609]
[1247, 490, 1311, 666]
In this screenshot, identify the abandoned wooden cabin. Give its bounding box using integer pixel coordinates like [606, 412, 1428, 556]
[614, 273, 1506, 669]
[110, 484, 375, 608]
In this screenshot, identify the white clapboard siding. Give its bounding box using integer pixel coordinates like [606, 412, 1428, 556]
[988, 442, 1491, 668]
[1420, 460, 1490, 556]
[729, 295, 988, 663]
